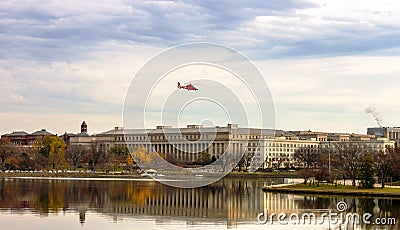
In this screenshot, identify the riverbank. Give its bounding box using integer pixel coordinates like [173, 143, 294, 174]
[0, 172, 143, 178]
[0, 171, 300, 179]
[263, 184, 400, 197]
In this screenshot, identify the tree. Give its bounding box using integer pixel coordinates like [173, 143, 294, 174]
[4, 147, 24, 170]
[237, 151, 255, 172]
[299, 168, 313, 185]
[374, 150, 391, 188]
[0, 138, 12, 168]
[335, 143, 363, 187]
[389, 147, 400, 181]
[294, 146, 321, 169]
[131, 147, 151, 167]
[48, 137, 66, 169]
[37, 135, 53, 158]
[108, 145, 128, 171]
[66, 145, 87, 170]
[359, 153, 375, 189]
[88, 144, 105, 171]
[195, 151, 212, 166]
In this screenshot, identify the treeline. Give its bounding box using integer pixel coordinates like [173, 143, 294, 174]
[0, 135, 134, 171]
[294, 143, 400, 188]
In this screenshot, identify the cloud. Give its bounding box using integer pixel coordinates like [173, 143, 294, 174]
[2, 0, 400, 61]
[257, 55, 400, 131]
[1, 0, 400, 134]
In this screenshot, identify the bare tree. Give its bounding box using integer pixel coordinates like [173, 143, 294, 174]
[88, 144, 105, 171]
[66, 145, 87, 170]
[334, 143, 364, 187]
[374, 147, 395, 188]
[294, 146, 321, 169]
[237, 151, 255, 172]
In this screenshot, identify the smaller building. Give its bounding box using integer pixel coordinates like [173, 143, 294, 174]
[1, 129, 55, 146]
[368, 127, 400, 147]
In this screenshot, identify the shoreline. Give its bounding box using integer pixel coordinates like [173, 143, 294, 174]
[263, 184, 400, 198]
[0, 171, 299, 179]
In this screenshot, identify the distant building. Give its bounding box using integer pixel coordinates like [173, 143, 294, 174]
[1, 129, 56, 146]
[367, 127, 400, 147]
[62, 121, 89, 145]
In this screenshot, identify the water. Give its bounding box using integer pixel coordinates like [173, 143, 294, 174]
[0, 177, 399, 230]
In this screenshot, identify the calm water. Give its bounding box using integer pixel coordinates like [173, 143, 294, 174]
[0, 177, 399, 230]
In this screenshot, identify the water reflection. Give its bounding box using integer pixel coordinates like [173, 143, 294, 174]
[0, 177, 399, 229]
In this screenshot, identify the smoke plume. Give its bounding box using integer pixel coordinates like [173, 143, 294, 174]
[365, 107, 383, 127]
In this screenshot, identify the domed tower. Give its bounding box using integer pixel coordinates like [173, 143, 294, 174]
[81, 121, 87, 133]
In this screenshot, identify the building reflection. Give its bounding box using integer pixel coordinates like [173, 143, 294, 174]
[0, 178, 399, 229]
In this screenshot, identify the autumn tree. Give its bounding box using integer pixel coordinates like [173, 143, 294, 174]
[131, 147, 151, 167]
[48, 137, 66, 169]
[4, 147, 24, 170]
[0, 138, 12, 168]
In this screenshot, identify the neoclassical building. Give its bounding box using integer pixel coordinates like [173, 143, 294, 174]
[69, 123, 395, 169]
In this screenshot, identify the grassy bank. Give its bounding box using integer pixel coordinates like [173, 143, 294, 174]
[263, 184, 400, 197]
[227, 171, 300, 178]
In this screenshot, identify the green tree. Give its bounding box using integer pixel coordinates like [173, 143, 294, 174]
[359, 153, 375, 189]
[195, 151, 212, 166]
[38, 135, 53, 158]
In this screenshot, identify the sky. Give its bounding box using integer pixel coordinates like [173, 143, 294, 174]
[1, 0, 400, 135]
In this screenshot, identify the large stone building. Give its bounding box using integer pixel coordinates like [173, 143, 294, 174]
[70, 123, 396, 169]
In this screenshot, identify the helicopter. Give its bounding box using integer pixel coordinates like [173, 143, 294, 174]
[177, 82, 198, 91]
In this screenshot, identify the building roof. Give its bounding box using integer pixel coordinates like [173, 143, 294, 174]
[98, 125, 280, 137]
[75, 132, 89, 137]
[30, 129, 54, 136]
[5, 131, 29, 136]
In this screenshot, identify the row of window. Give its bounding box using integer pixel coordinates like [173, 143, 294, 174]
[114, 136, 391, 150]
